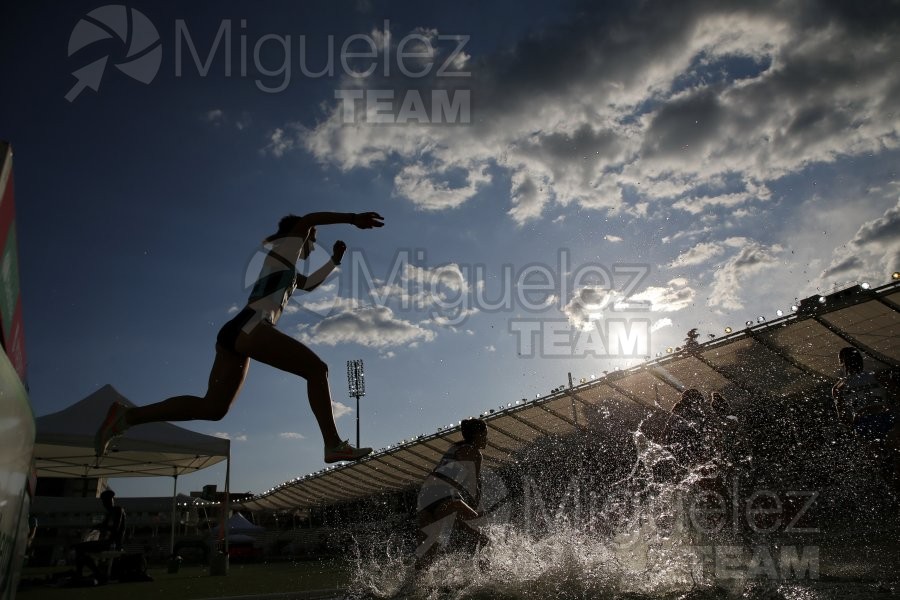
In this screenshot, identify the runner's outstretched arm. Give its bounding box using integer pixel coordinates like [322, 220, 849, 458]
[295, 212, 384, 230]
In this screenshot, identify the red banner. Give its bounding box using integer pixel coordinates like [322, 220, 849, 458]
[0, 141, 27, 386]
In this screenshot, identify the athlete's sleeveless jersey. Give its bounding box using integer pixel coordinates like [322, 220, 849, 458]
[417, 442, 480, 513]
[246, 236, 304, 327]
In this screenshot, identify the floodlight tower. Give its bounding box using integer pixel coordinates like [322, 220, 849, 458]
[346, 359, 365, 448]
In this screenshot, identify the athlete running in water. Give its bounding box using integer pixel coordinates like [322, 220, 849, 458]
[832, 347, 898, 478]
[415, 418, 490, 569]
[94, 211, 384, 464]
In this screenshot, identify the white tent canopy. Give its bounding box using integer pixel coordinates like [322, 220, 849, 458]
[34, 384, 233, 557]
[34, 384, 229, 479]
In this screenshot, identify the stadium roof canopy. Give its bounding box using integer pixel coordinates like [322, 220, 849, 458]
[238, 280, 900, 512]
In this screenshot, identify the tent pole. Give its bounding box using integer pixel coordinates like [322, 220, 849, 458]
[170, 472, 178, 555]
[224, 448, 230, 556]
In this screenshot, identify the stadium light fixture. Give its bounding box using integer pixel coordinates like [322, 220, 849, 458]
[346, 359, 365, 448]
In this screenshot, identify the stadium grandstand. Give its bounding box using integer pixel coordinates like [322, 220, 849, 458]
[236, 278, 900, 517]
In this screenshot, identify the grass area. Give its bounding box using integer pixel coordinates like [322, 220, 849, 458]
[17, 560, 349, 600]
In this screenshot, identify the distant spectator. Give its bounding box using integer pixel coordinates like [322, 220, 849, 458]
[683, 328, 701, 352]
[22, 514, 37, 566]
[73, 489, 126, 583]
[26, 514, 37, 551]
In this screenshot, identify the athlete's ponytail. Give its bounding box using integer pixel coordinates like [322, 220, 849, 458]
[264, 214, 302, 243]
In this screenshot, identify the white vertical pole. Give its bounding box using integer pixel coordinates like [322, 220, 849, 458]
[224, 449, 230, 556]
[170, 473, 178, 555]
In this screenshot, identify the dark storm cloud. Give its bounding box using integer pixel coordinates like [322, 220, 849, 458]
[851, 202, 900, 249]
[641, 87, 724, 159]
[821, 255, 864, 279]
[286, 0, 900, 223]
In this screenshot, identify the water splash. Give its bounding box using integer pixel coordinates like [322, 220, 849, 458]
[345, 410, 898, 599]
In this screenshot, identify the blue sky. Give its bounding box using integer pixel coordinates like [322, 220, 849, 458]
[2, 0, 899, 497]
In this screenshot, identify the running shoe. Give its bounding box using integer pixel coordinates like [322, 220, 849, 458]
[324, 439, 372, 463]
[94, 401, 129, 461]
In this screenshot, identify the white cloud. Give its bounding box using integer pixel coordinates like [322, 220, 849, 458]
[821, 198, 900, 281]
[279, 432, 305, 440]
[404, 263, 470, 295]
[672, 192, 751, 215]
[563, 277, 696, 330]
[723, 237, 748, 248]
[298, 305, 437, 348]
[234, 113, 252, 131]
[393, 161, 491, 211]
[650, 318, 673, 332]
[662, 227, 714, 244]
[227, 304, 239, 314]
[604, 235, 624, 243]
[205, 109, 224, 124]
[270, 2, 900, 225]
[629, 278, 696, 312]
[708, 241, 784, 310]
[213, 432, 247, 442]
[562, 287, 622, 330]
[332, 401, 353, 419]
[485, 345, 496, 352]
[669, 242, 726, 267]
[205, 109, 251, 131]
[264, 127, 297, 158]
[430, 307, 479, 327]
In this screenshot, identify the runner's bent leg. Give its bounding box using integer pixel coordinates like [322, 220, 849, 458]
[233, 322, 342, 448]
[125, 346, 250, 427]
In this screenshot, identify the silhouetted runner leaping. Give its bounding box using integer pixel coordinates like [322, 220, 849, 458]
[94, 211, 384, 464]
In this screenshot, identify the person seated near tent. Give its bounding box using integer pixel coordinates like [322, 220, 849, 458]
[832, 347, 898, 466]
[73, 489, 126, 583]
[414, 418, 490, 570]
